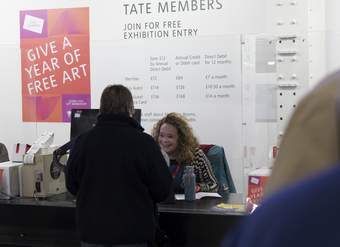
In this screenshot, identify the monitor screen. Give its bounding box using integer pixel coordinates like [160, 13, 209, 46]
[70, 108, 141, 140]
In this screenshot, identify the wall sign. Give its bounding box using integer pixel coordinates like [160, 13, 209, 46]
[20, 7, 90, 122]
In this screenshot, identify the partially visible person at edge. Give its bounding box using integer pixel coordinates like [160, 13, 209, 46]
[221, 70, 340, 247]
[152, 112, 218, 193]
[265, 69, 340, 197]
[66, 84, 173, 247]
[221, 165, 340, 247]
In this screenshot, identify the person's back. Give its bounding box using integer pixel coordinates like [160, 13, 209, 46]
[66, 85, 172, 246]
[222, 165, 340, 247]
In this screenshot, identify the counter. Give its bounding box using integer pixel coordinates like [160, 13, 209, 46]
[0, 193, 246, 247]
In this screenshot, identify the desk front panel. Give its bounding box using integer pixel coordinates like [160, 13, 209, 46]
[0, 193, 246, 247]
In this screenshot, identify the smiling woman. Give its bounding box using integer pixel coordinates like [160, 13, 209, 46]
[158, 123, 179, 159]
[152, 112, 218, 193]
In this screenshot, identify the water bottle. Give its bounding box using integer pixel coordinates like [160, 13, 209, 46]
[183, 166, 196, 201]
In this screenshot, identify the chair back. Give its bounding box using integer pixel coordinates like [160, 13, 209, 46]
[200, 144, 236, 193]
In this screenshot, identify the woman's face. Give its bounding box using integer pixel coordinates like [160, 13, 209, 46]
[158, 123, 179, 158]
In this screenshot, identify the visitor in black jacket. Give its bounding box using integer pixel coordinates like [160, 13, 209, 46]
[66, 84, 173, 247]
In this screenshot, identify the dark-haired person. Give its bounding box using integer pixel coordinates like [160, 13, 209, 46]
[66, 84, 172, 247]
[152, 112, 218, 193]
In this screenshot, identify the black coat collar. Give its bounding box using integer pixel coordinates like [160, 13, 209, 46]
[96, 113, 144, 131]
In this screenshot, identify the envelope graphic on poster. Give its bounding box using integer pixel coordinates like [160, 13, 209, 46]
[23, 14, 44, 34]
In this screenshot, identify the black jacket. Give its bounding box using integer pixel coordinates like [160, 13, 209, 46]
[66, 113, 172, 244]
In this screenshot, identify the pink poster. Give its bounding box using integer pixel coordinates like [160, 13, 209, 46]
[20, 7, 90, 122]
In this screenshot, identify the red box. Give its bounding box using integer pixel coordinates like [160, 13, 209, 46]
[248, 168, 271, 204]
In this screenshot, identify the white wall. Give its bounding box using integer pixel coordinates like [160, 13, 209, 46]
[4, 0, 338, 193]
[0, 0, 269, 193]
[325, 0, 340, 75]
[308, 0, 326, 88]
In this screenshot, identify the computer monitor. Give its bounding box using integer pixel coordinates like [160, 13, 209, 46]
[70, 108, 141, 140]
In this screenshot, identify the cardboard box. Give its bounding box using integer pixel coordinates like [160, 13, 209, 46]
[0, 161, 23, 199]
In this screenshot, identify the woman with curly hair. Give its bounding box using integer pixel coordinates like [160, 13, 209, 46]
[152, 112, 218, 193]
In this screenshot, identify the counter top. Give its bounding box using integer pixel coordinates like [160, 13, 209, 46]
[0, 192, 247, 216]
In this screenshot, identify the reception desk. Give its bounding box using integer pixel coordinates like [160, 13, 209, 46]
[0, 193, 246, 247]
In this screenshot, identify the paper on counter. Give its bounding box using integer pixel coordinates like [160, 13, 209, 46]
[175, 192, 222, 200]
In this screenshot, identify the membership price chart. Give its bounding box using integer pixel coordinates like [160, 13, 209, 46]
[93, 35, 243, 191]
[123, 36, 242, 109]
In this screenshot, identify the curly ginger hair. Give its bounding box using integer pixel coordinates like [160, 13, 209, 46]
[152, 112, 199, 164]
